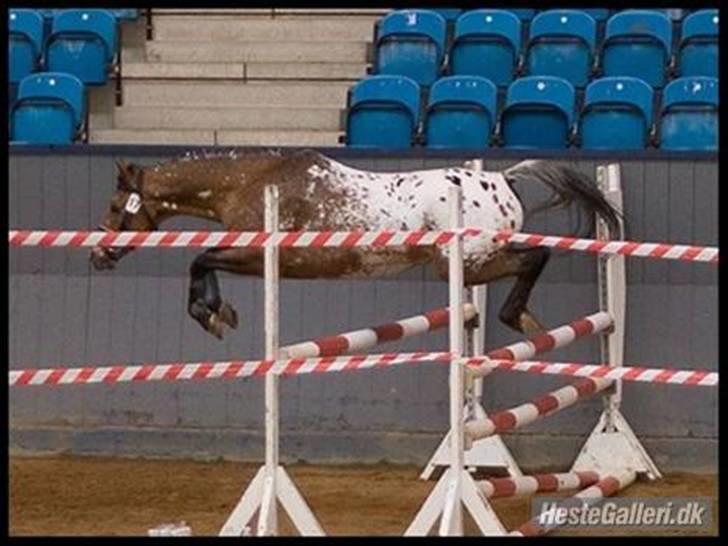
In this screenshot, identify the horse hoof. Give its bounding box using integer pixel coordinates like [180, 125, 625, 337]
[207, 314, 225, 340]
[219, 302, 239, 329]
[519, 312, 545, 336]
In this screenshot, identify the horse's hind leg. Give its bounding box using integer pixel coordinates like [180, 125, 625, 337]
[436, 246, 551, 335]
[496, 247, 551, 335]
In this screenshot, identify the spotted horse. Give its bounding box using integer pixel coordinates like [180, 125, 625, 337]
[91, 149, 621, 339]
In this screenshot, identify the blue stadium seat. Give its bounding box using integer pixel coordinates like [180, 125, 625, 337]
[526, 10, 597, 87]
[506, 10, 537, 22]
[45, 9, 118, 85]
[429, 9, 462, 22]
[425, 76, 497, 150]
[9, 10, 45, 85]
[10, 72, 86, 145]
[346, 76, 421, 149]
[502, 76, 575, 148]
[580, 9, 612, 22]
[375, 10, 447, 86]
[450, 10, 521, 87]
[660, 77, 718, 151]
[679, 10, 718, 78]
[579, 77, 654, 149]
[602, 10, 672, 88]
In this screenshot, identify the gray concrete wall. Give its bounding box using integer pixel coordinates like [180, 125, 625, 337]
[8, 148, 718, 472]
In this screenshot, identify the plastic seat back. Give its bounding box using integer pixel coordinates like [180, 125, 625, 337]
[506, 10, 537, 22]
[11, 72, 85, 144]
[376, 10, 447, 86]
[527, 10, 597, 87]
[679, 10, 718, 78]
[581, 9, 612, 22]
[347, 75, 421, 149]
[660, 77, 718, 151]
[9, 10, 45, 84]
[46, 9, 118, 85]
[502, 76, 575, 149]
[450, 10, 521, 87]
[580, 77, 654, 149]
[603, 10, 672, 88]
[425, 76, 497, 149]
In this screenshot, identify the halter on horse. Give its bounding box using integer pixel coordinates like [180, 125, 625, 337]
[91, 149, 621, 340]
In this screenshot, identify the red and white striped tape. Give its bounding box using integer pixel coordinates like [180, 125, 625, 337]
[479, 471, 601, 499]
[8, 352, 449, 387]
[498, 231, 718, 263]
[8, 229, 718, 263]
[469, 311, 613, 377]
[464, 377, 614, 441]
[510, 469, 637, 536]
[479, 358, 719, 387]
[7, 354, 718, 388]
[7, 230, 459, 249]
[280, 304, 477, 359]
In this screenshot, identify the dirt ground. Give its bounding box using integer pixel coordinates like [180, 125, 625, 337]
[9, 456, 718, 536]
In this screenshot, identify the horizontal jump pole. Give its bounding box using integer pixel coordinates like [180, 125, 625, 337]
[8, 229, 718, 263]
[479, 471, 601, 499]
[8, 354, 718, 388]
[279, 304, 478, 359]
[468, 311, 613, 378]
[464, 377, 614, 442]
[510, 469, 637, 537]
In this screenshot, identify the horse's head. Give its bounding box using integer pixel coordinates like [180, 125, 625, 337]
[90, 161, 158, 270]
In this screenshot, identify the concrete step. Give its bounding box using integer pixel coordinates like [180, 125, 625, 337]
[152, 9, 386, 16]
[122, 80, 351, 107]
[123, 62, 245, 79]
[90, 128, 342, 146]
[90, 129, 215, 145]
[112, 106, 342, 130]
[122, 61, 365, 80]
[153, 16, 376, 42]
[145, 40, 368, 63]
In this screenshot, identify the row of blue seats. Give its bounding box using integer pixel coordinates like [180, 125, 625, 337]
[10, 72, 87, 145]
[33, 9, 140, 22]
[344, 75, 718, 151]
[373, 9, 718, 88]
[426, 8, 690, 22]
[9, 9, 126, 86]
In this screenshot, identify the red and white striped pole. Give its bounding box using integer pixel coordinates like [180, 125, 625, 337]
[479, 471, 601, 499]
[280, 304, 477, 359]
[467, 311, 613, 377]
[464, 377, 614, 441]
[510, 469, 636, 536]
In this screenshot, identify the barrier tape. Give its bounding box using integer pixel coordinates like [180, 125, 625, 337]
[8, 229, 718, 263]
[8, 353, 717, 387]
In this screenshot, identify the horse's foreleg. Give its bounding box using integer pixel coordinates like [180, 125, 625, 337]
[434, 246, 551, 335]
[188, 248, 260, 339]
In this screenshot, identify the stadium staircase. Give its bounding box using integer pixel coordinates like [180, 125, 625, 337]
[89, 9, 385, 145]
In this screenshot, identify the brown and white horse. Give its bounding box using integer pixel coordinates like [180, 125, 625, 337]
[91, 149, 620, 339]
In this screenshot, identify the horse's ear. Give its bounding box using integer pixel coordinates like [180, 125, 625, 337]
[115, 161, 141, 191]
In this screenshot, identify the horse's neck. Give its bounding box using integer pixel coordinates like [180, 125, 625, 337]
[145, 165, 237, 225]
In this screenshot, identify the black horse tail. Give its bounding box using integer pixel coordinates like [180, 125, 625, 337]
[503, 160, 623, 240]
